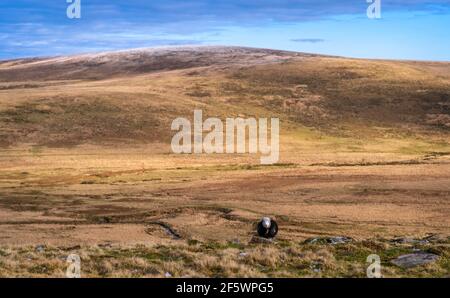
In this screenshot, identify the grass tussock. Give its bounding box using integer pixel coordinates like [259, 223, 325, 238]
[0, 237, 448, 278]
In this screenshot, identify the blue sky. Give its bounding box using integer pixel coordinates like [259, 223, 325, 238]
[0, 1, 449, 60]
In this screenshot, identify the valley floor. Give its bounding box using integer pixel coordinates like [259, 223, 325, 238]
[0, 145, 449, 277]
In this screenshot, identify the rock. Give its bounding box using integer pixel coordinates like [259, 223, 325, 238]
[98, 242, 113, 248]
[304, 237, 324, 244]
[250, 235, 274, 244]
[311, 261, 322, 273]
[164, 272, 172, 278]
[231, 238, 241, 245]
[390, 234, 448, 245]
[35, 245, 45, 253]
[304, 236, 352, 245]
[327, 236, 353, 245]
[239, 252, 248, 258]
[422, 234, 448, 243]
[391, 237, 429, 245]
[391, 252, 439, 268]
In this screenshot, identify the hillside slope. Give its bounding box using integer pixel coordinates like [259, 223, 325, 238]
[0, 46, 448, 148]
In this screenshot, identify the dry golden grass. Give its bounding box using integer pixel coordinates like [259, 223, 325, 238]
[1, 236, 448, 277]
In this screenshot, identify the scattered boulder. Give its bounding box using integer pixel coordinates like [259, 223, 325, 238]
[35, 245, 45, 253]
[390, 237, 429, 245]
[421, 234, 448, 244]
[327, 236, 353, 245]
[311, 261, 322, 273]
[250, 235, 274, 244]
[239, 252, 248, 258]
[390, 234, 449, 245]
[98, 242, 113, 249]
[304, 236, 353, 245]
[231, 238, 241, 245]
[391, 252, 439, 268]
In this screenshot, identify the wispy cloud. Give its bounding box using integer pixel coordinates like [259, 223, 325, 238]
[291, 38, 325, 43]
[0, 1, 449, 59]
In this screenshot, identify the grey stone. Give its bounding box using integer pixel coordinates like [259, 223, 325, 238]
[250, 235, 274, 244]
[304, 237, 323, 244]
[231, 238, 241, 245]
[35, 245, 45, 253]
[390, 234, 448, 245]
[98, 242, 113, 248]
[391, 252, 439, 268]
[327, 236, 353, 245]
[391, 237, 429, 245]
[304, 236, 352, 245]
[422, 234, 448, 243]
[311, 261, 322, 273]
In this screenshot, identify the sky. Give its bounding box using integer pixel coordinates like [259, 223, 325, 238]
[0, 0, 449, 61]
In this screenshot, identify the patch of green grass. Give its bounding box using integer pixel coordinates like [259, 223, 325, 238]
[333, 244, 372, 263]
[187, 239, 200, 246]
[0, 249, 9, 257]
[201, 241, 244, 251]
[378, 247, 414, 261]
[29, 145, 43, 156]
[397, 140, 450, 155]
[28, 263, 57, 275]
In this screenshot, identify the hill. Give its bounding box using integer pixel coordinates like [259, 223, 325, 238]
[0, 46, 448, 148]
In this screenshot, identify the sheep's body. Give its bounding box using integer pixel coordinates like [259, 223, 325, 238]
[257, 218, 278, 239]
